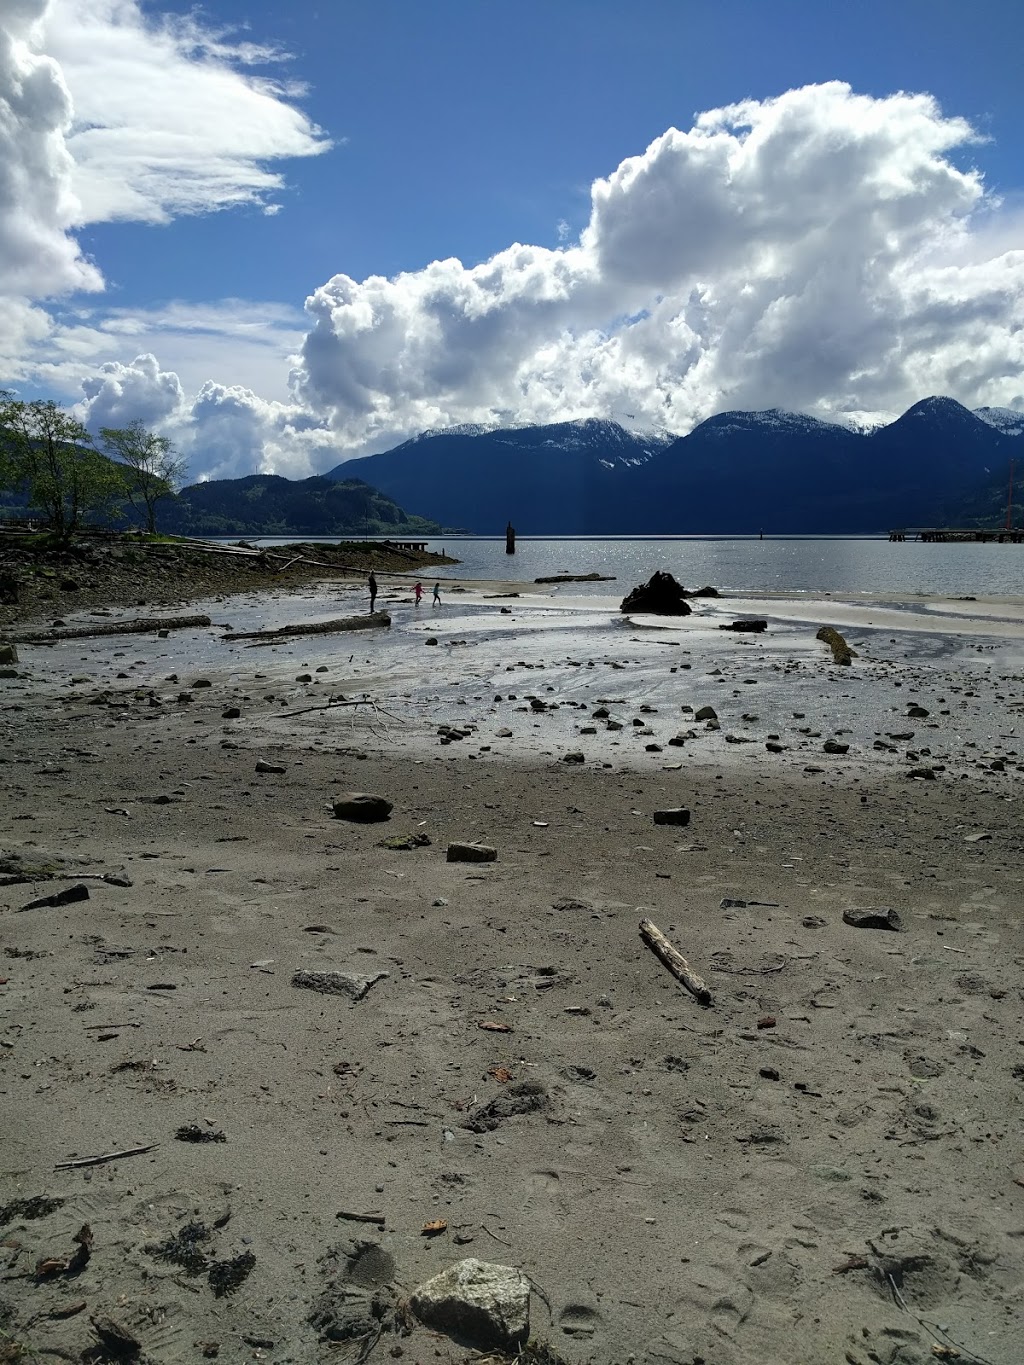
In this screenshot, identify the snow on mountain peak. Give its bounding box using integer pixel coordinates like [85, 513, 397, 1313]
[974, 406, 1024, 436]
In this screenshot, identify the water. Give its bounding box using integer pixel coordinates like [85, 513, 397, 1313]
[245, 535, 1024, 600]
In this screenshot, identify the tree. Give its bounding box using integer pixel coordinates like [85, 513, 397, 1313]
[0, 391, 127, 539]
[100, 419, 187, 533]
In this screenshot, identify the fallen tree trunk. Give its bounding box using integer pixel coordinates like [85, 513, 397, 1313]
[223, 611, 392, 643]
[639, 916, 713, 1007]
[11, 613, 212, 644]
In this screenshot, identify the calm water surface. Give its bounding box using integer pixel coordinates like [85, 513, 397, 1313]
[246, 535, 1024, 600]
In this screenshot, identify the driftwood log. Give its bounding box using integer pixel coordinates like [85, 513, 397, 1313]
[816, 625, 857, 665]
[639, 917, 713, 1007]
[222, 611, 391, 643]
[11, 614, 212, 644]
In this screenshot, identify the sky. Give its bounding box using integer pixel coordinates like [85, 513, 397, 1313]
[2, 0, 1024, 482]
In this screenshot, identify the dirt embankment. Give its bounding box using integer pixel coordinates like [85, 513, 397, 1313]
[0, 533, 456, 629]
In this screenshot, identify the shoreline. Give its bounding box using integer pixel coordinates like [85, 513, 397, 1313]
[2, 570, 1022, 1364]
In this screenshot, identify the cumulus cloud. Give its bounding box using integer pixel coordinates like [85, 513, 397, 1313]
[295, 81, 1024, 454]
[0, 0, 102, 367]
[79, 352, 185, 428]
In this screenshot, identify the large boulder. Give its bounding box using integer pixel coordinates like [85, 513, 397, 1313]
[620, 572, 692, 616]
[410, 1258, 529, 1349]
[332, 793, 393, 822]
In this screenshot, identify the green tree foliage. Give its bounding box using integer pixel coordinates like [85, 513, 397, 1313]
[100, 419, 188, 533]
[0, 392, 127, 540]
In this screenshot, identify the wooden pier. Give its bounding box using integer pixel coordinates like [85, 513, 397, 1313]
[889, 527, 1024, 543]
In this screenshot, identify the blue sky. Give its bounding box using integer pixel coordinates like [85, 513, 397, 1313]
[3, 0, 1023, 479]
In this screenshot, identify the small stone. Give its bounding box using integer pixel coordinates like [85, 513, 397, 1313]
[425, 637, 439, 645]
[222, 707, 241, 719]
[823, 739, 849, 754]
[842, 907, 902, 932]
[653, 808, 690, 826]
[907, 704, 930, 717]
[695, 706, 717, 721]
[447, 843, 497, 863]
[255, 760, 286, 774]
[562, 752, 585, 764]
[192, 679, 212, 688]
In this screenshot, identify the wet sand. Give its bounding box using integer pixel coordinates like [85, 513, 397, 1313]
[2, 579, 1023, 1364]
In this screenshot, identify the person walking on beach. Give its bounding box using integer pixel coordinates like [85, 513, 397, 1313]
[368, 572, 377, 614]
[432, 582, 441, 605]
[414, 581, 423, 606]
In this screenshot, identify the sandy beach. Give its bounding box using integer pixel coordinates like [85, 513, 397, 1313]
[2, 571, 1023, 1365]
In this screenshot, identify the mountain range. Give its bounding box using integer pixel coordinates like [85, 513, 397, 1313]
[329, 397, 1023, 535]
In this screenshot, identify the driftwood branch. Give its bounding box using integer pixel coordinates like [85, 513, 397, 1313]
[638, 917, 713, 1007]
[54, 1143, 157, 1171]
[11, 614, 211, 644]
[223, 611, 391, 644]
[267, 696, 379, 720]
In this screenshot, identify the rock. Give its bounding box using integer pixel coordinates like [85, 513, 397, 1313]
[425, 636, 439, 645]
[906, 766, 937, 780]
[20, 883, 90, 911]
[842, 907, 902, 932]
[332, 793, 393, 822]
[291, 970, 389, 1000]
[0, 643, 18, 665]
[765, 740, 786, 753]
[562, 751, 585, 763]
[694, 705, 717, 721]
[447, 842, 497, 863]
[255, 760, 286, 774]
[410, 1258, 529, 1349]
[192, 679, 212, 688]
[719, 619, 768, 632]
[823, 739, 849, 754]
[377, 832, 431, 850]
[907, 704, 930, 718]
[619, 572, 693, 616]
[222, 707, 241, 719]
[295, 673, 313, 683]
[653, 808, 691, 826]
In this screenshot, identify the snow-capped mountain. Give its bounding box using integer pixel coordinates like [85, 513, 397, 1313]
[327, 397, 1024, 534]
[974, 406, 1024, 437]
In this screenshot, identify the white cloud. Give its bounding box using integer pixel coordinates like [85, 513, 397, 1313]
[79, 351, 184, 428]
[293, 82, 1024, 454]
[44, 0, 330, 225]
[0, 0, 102, 308]
[0, 0, 328, 393]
